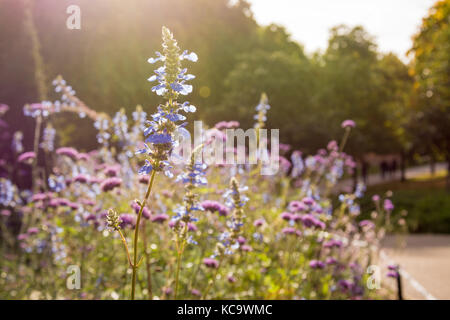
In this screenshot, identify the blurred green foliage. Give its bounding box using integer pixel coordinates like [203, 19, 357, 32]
[361, 177, 450, 233]
[408, 0, 450, 170]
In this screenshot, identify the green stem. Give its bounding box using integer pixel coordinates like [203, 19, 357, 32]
[131, 169, 157, 300]
[174, 245, 183, 299]
[339, 127, 351, 153]
[174, 222, 189, 299]
[142, 222, 153, 300]
[117, 228, 133, 268]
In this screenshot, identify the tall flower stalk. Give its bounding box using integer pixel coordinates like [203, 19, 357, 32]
[118, 26, 198, 300]
[254, 92, 270, 147]
[172, 145, 207, 298]
[202, 177, 248, 299]
[250, 93, 270, 176]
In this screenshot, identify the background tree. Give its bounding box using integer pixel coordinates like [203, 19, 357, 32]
[317, 26, 408, 158]
[409, 0, 450, 188]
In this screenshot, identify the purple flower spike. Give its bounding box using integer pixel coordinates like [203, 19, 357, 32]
[85, 214, 97, 222]
[18, 152, 36, 163]
[100, 177, 122, 192]
[203, 258, 219, 269]
[31, 193, 49, 202]
[327, 140, 338, 151]
[253, 218, 265, 227]
[27, 227, 39, 235]
[279, 156, 292, 173]
[188, 222, 197, 232]
[359, 220, 375, 229]
[1, 209, 11, 217]
[338, 279, 352, 291]
[130, 202, 152, 220]
[323, 239, 343, 249]
[309, 260, 325, 269]
[215, 121, 240, 130]
[163, 287, 173, 295]
[388, 264, 399, 271]
[341, 119, 356, 128]
[302, 197, 315, 206]
[280, 212, 293, 221]
[68, 202, 79, 210]
[151, 213, 169, 223]
[104, 165, 120, 177]
[384, 199, 394, 212]
[77, 153, 90, 161]
[234, 236, 245, 245]
[316, 221, 326, 229]
[288, 201, 307, 213]
[17, 233, 28, 241]
[301, 214, 315, 228]
[139, 175, 150, 184]
[201, 200, 229, 216]
[56, 147, 79, 160]
[300, 214, 324, 229]
[0, 104, 9, 114]
[81, 199, 96, 206]
[282, 227, 297, 235]
[387, 271, 399, 278]
[119, 214, 136, 229]
[191, 289, 201, 296]
[74, 174, 89, 184]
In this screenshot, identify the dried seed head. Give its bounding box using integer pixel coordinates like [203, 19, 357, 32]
[106, 209, 121, 230]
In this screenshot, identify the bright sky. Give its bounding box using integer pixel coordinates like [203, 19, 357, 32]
[247, 0, 436, 60]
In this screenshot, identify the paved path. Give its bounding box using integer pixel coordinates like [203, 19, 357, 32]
[381, 235, 450, 300]
[337, 163, 450, 299]
[335, 162, 447, 192]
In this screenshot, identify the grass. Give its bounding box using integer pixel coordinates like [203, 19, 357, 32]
[360, 174, 450, 234]
[409, 169, 446, 181]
